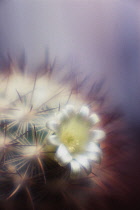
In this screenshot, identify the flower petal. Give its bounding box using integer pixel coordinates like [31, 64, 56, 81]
[70, 160, 81, 178]
[86, 142, 101, 153]
[89, 130, 105, 142]
[47, 135, 60, 146]
[75, 155, 91, 174]
[55, 144, 72, 166]
[46, 120, 59, 131]
[57, 112, 68, 122]
[86, 152, 101, 163]
[79, 106, 89, 118]
[89, 113, 100, 125]
[65, 105, 75, 115]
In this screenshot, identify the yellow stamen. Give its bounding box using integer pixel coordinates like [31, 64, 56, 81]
[58, 116, 90, 153]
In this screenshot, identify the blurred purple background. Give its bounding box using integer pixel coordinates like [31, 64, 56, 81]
[0, 0, 140, 125]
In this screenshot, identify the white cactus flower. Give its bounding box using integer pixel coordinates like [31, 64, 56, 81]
[46, 105, 105, 178]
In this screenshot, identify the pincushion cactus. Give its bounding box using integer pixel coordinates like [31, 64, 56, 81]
[0, 61, 107, 208]
[1, 60, 132, 210]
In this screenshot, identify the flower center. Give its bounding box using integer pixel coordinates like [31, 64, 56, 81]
[58, 116, 90, 153]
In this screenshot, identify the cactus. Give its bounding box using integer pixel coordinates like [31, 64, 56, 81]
[0, 60, 126, 210]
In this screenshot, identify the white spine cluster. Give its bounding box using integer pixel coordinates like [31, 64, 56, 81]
[0, 70, 106, 201]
